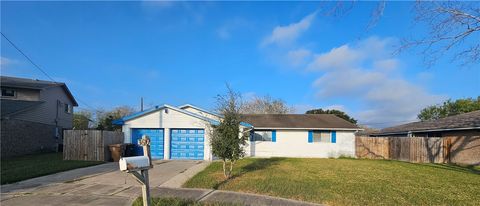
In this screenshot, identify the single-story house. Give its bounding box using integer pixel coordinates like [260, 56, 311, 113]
[371, 110, 480, 165]
[1, 76, 78, 157]
[113, 104, 360, 161]
[371, 110, 480, 137]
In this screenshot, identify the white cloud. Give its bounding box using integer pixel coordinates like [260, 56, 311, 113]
[1, 57, 14, 66]
[309, 37, 446, 127]
[287, 48, 312, 67]
[324, 104, 347, 111]
[216, 18, 250, 40]
[262, 11, 317, 47]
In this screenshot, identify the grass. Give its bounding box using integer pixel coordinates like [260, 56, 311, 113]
[184, 158, 480, 206]
[1, 152, 103, 184]
[132, 197, 239, 206]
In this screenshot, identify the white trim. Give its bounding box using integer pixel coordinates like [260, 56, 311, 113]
[253, 127, 362, 131]
[178, 104, 222, 117]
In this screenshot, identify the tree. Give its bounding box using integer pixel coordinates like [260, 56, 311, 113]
[73, 111, 92, 129]
[210, 85, 249, 179]
[306, 108, 358, 124]
[418, 97, 480, 121]
[96, 106, 135, 131]
[240, 95, 294, 114]
[322, 1, 480, 67]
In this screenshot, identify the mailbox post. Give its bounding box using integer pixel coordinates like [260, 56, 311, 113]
[119, 135, 153, 206]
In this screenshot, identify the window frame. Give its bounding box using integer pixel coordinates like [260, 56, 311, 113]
[312, 130, 332, 143]
[64, 103, 72, 114]
[1, 88, 16, 98]
[251, 130, 273, 142]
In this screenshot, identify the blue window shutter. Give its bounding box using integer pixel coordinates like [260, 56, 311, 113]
[308, 131, 313, 143]
[272, 130, 276, 142]
[331, 131, 337, 143]
[250, 130, 254, 141]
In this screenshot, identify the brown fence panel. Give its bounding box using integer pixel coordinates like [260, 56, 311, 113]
[63, 130, 124, 161]
[356, 136, 445, 163]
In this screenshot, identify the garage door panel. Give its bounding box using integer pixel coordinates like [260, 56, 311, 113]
[170, 129, 204, 160]
[132, 128, 164, 159]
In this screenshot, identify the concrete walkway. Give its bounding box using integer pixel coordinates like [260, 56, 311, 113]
[1, 160, 322, 206]
[2, 186, 322, 206]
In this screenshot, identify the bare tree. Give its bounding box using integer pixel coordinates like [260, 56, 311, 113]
[401, 1, 480, 67]
[320, 1, 480, 67]
[240, 95, 294, 114]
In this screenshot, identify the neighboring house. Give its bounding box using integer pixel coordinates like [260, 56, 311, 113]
[371, 110, 480, 137]
[113, 104, 360, 161]
[371, 111, 480, 165]
[1, 76, 78, 157]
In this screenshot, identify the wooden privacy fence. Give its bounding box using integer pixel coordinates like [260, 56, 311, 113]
[63, 130, 124, 161]
[356, 136, 447, 163]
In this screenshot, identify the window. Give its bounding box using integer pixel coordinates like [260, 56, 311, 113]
[313, 131, 331, 143]
[252, 130, 272, 141]
[64, 103, 72, 114]
[1, 89, 15, 97]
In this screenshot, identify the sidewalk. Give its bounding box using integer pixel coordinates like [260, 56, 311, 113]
[2, 186, 323, 206]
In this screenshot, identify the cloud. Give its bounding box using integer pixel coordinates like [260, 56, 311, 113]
[287, 49, 312, 67]
[324, 104, 347, 111]
[1, 56, 15, 66]
[309, 37, 446, 127]
[262, 11, 317, 47]
[216, 18, 250, 40]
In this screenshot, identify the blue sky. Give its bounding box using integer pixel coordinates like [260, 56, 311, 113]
[1, 1, 479, 127]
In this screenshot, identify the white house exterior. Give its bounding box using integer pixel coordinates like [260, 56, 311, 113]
[114, 104, 360, 161]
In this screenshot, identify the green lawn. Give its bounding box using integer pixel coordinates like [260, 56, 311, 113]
[132, 197, 238, 206]
[184, 158, 480, 206]
[1, 152, 103, 184]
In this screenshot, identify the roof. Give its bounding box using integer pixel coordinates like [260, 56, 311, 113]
[1, 99, 44, 117]
[240, 114, 359, 130]
[178, 104, 222, 118]
[1, 76, 78, 106]
[376, 110, 480, 135]
[112, 104, 221, 126]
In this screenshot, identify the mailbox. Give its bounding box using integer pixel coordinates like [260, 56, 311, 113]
[119, 156, 150, 172]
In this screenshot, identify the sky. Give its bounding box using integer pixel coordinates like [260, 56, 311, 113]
[1, 1, 479, 128]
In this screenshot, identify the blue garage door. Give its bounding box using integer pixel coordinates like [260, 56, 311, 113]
[170, 129, 204, 160]
[131, 129, 164, 159]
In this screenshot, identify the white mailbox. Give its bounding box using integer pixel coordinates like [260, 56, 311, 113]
[119, 156, 150, 172]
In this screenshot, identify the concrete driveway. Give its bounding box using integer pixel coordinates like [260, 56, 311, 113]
[1, 160, 209, 206]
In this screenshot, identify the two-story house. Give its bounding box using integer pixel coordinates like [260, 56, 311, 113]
[1, 76, 78, 157]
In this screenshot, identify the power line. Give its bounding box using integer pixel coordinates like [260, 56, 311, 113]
[1, 32, 56, 82]
[1, 32, 98, 111]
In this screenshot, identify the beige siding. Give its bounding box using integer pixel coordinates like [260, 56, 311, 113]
[12, 86, 74, 128]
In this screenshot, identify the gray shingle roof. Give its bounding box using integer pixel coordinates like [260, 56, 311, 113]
[241, 114, 359, 130]
[1, 76, 78, 106]
[377, 110, 480, 135]
[1, 99, 44, 117]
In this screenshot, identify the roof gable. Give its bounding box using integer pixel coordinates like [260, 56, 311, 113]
[113, 104, 220, 125]
[1, 76, 78, 106]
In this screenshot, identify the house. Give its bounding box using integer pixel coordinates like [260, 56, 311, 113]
[371, 110, 480, 137]
[1, 76, 78, 157]
[113, 104, 360, 161]
[243, 114, 360, 158]
[371, 110, 480, 165]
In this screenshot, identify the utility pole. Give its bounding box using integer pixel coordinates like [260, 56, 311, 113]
[141, 97, 144, 111]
